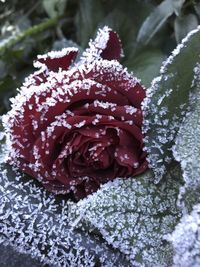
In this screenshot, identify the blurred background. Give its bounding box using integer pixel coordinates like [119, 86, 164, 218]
[0, 0, 199, 115]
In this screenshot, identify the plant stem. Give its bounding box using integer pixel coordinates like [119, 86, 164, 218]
[0, 16, 59, 54]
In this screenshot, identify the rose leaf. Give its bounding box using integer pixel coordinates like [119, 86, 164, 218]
[143, 26, 200, 182]
[168, 203, 200, 266]
[42, 0, 67, 18]
[136, 0, 185, 45]
[172, 63, 200, 212]
[75, 0, 105, 48]
[69, 163, 182, 266]
[0, 143, 129, 267]
[126, 49, 165, 88]
[174, 14, 199, 44]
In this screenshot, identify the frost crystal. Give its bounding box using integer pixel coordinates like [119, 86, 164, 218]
[143, 26, 200, 182]
[80, 26, 123, 64]
[172, 63, 200, 211]
[168, 204, 200, 267]
[69, 165, 181, 266]
[0, 144, 130, 266]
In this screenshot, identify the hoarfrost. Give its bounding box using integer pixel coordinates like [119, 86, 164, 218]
[37, 48, 78, 60]
[0, 143, 130, 267]
[0, 244, 42, 266]
[168, 204, 200, 267]
[172, 63, 200, 211]
[69, 165, 181, 266]
[0, 132, 5, 141]
[143, 25, 200, 182]
[80, 26, 123, 64]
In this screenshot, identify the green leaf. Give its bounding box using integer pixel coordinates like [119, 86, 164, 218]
[98, 1, 152, 60]
[172, 0, 185, 16]
[172, 63, 200, 212]
[174, 14, 199, 43]
[143, 26, 200, 181]
[69, 164, 181, 266]
[75, 0, 153, 59]
[136, 0, 174, 45]
[194, 3, 200, 18]
[98, 8, 137, 58]
[75, 0, 104, 47]
[42, 0, 67, 18]
[0, 60, 7, 79]
[169, 204, 200, 267]
[126, 49, 165, 88]
[0, 76, 18, 114]
[52, 38, 83, 62]
[0, 153, 129, 266]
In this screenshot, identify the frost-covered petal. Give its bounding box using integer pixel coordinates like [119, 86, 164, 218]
[34, 48, 78, 71]
[3, 28, 147, 200]
[168, 204, 200, 267]
[81, 26, 123, 63]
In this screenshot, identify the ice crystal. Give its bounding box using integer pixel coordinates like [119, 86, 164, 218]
[168, 204, 200, 267]
[0, 243, 42, 266]
[80, 26, 123, 64]
[0, 143, 130, 267]
[143, 26, 200, 182]
[172, 63, 200, 211]
[69, 164, 181, 266]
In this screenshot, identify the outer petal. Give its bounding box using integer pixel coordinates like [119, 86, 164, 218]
[80, 26, 123, 63]
[81, 60, 146, 108]
[34, 48, 78, 72]
[5, 69, 131, 165]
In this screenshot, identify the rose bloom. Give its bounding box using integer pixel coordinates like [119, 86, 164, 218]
[3, 26, 148, 200]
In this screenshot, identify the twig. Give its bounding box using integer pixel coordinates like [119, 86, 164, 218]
[0, 16, 59, 54]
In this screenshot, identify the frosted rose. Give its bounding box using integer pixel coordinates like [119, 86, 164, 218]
[3, 26, 148, 200]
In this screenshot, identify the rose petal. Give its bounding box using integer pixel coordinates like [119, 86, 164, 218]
[100, 30, 122, 60]
[81, 26, 123, 63]
[4, 28, 148, 200]
[8, 59, 141, 162]
[73, 101, 143, 127]
[34, 48, 78, 72]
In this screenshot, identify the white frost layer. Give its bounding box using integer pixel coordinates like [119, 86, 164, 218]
[37, 47, 78, 60]
[80, 26, 123, 64]
[160, 26, 200, 74]
[172, 63, 200, 211]
[69, 168, 181, 266]
[80, 26, 111, 64]
[0, 151, 130, 266]
[34, 47, 78, 69]
[168, 204, 200, 267]
[142, 25, 200, 182]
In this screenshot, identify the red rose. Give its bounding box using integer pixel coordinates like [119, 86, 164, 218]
[3, 26, 148, 200]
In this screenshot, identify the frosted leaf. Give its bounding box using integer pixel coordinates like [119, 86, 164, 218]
[143, 26, 200, 182]
[172, 63, 200, 211]
[168, 204, 200, 267]
[0, 143, 130, 267]
[69, 163, 181, 266]
[0, 244, 42, 266]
